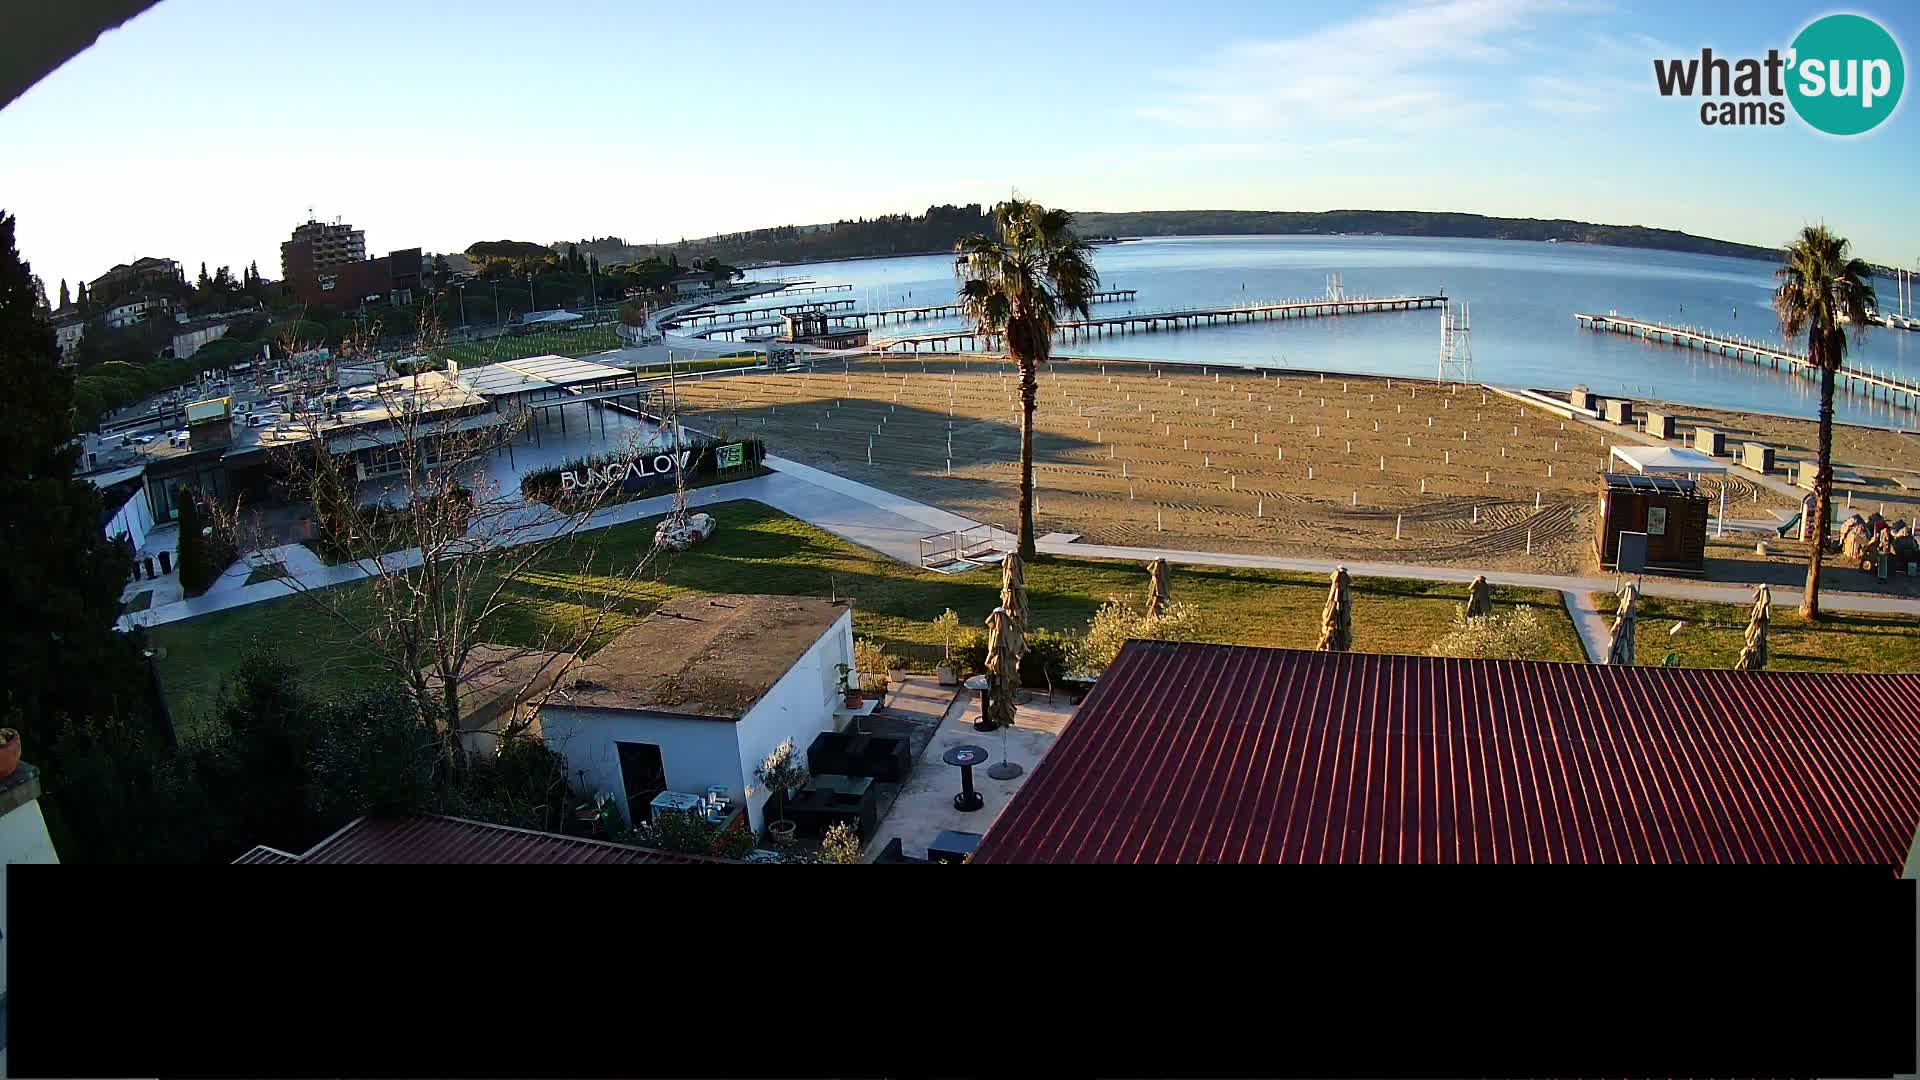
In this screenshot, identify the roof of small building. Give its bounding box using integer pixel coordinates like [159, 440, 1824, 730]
[971, 640, 1920, 866]
[234, 814, 726, 864]
[552, 594, 850, 721]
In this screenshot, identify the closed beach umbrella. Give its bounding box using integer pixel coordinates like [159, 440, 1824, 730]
[1316, 566, 1353, 653]
[1605, 581, 1639, 666]
[1146, 557, 1171, 617]
[1001, 551, 1029, 628]
[984, 605, 1023, 728]
[1466, 574, 1494, 619]
[1733, 583, 1771, 671]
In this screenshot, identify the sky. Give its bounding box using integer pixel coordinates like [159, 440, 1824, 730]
[2, 0, 1916, 292]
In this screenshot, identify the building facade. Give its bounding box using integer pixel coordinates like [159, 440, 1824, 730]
[279, 218, 367, 280]
[105, 292, 172, 329]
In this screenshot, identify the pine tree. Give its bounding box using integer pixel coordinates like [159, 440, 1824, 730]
[76, 280, 89, 312]
[59, 278, 70, 309]
[197, 261, 210, 291]
[0, 211, 144, 734]
[248, 260, 259, 288]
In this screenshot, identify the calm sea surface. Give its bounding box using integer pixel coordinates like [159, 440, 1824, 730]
[743, 235, 1920, 428]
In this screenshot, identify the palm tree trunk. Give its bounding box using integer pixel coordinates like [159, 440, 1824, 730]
[1802, 359, 1835, 620]
[1017, 351, 1038, 560]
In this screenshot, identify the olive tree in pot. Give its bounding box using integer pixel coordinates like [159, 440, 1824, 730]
[754, 737, 808, 846]
[933, 608, 961, 686]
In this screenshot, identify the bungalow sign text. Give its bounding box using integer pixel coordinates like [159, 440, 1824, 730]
[559, 451, 695, 493]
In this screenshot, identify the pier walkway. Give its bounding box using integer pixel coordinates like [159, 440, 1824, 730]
[1574, 312, 1920, 410]
[876, 294, 1446, 353]
[681, 289, 1141, 341]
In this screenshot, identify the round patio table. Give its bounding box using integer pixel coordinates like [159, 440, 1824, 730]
[942, 744, 989, 812]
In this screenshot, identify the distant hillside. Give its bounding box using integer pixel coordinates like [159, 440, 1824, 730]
[465, 239, 553, 261]
[1068, 210, 1782, 262]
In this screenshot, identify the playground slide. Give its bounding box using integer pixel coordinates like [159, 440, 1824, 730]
[1775, 513, 1802, 538]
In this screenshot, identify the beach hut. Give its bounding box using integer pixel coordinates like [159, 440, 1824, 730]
[1597, 445, 1722, 573]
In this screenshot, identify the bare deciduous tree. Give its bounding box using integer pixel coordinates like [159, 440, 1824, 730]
[225, 311, 675, 773]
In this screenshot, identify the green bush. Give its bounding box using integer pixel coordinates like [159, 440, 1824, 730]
[1020, 627, 1077, 688]
[1072, 595, 1204, 675]
[1427, 607, 1552, 661]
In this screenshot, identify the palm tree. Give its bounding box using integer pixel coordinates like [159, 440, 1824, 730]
[955, 199, 1100, 559]
[1773, 225, 1876, 620]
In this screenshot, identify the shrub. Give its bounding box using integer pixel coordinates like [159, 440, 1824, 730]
[817, 821, 862, 864]
[631, 808, 753, 860]
[1020, 627, 1077, 688]
[1073, 595, 1204, 675]
[1426, 607, 1552, 661]
[853, 637, 899, 693]
[955, 627, 988, 676]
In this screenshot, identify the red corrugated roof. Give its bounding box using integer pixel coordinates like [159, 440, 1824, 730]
[972, 642, 1920, 866]
[234, 815, 730, 865]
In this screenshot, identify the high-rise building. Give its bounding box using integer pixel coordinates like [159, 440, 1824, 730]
[280, 217, 367, 280]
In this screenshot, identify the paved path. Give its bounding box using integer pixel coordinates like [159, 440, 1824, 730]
[123, 460, 985, 629]
[1032, 536, 1920, 617]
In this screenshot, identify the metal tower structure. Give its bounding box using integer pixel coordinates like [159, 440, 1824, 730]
[1325, 272, 1345, 302]
[1439, 300, 1473, 385]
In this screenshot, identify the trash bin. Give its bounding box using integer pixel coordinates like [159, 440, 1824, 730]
[158, 550, 172, 576]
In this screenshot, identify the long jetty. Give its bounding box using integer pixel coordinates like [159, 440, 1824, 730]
[874, 294, 1445, 353]
[1573, 312, 1920, 408]
[683, 288, 1141, 341]
[667, 298, 859, 328]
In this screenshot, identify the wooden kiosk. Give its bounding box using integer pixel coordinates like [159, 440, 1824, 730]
[1595, 445, 1722, 573]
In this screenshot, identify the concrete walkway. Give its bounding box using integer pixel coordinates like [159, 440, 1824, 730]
[122, 458, 986, 629]
[1032, 536, 1920, 617]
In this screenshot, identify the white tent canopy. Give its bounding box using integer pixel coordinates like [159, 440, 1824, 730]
[1609, 444, 1731, 537]
[1609, 445, 1728, 475]
[520, 309, 583, 325]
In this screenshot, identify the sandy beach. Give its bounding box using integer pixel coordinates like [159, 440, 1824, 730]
[654, 354, 1920, 591]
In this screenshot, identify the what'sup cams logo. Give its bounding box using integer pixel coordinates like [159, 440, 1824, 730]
[1653, 12, 1905, 135]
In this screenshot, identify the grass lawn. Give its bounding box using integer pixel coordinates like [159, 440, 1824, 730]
[148, 499, 1586, 733]
[1594, 593, 1920, 672]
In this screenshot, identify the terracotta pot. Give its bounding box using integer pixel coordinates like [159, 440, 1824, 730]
[0, 730, 19, 781]
[843, 690, 863, 708]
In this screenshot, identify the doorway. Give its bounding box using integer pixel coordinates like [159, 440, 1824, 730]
[615, 741, 666, 825]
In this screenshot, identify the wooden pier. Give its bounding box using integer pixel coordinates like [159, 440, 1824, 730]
[683, 288, 1140, 340]
[667, 299, 858, 328]
[874, 294, 1446, 353]
[1573, 312, 1920, 409]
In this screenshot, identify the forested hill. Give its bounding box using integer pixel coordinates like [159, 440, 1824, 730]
[1067, 210, 1782, 262]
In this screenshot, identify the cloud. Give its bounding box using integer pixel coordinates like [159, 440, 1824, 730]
[1526, 73, 1642, 114]
[1138, 0, 1589, 131]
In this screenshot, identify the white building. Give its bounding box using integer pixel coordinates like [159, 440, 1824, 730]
[53, 315, 85, 356]
[105, 292, 172, 329]
[171, 319, 231, 360]
[538, 594, 858, 833]
[669, 269, 723, 296]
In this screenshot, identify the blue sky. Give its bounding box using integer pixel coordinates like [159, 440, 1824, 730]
[2, 0, 1915, 291]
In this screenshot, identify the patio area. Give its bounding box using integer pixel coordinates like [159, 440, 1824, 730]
[863, 675, 1076, 862]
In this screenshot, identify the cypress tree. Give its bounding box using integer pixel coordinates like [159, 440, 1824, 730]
[0, 210, 145, 732]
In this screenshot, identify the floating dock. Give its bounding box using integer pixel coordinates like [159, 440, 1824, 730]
[874, 295, 1445, 353]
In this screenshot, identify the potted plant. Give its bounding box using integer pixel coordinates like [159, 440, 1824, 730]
[0, 727, 18, 781]
[837, 663, 862, 709]
[934, 608, 961, 686]
[755, 737, 808, 846]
